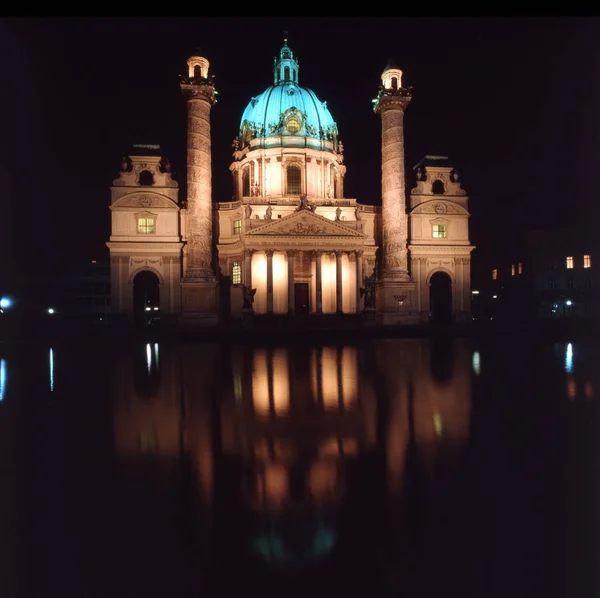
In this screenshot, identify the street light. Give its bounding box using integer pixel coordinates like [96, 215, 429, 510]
[566, 300, 573, 306]
[47, 308, 55, 315]
[0, 297, 12, 309]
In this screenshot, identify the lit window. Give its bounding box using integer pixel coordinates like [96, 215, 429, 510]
[137, 217, 155, 234]
[286, 115, 301, 133]
[584, 254, 591, 268]
[492, 269, 497, 280]
[233, 219, 242, 234]
[518, 262, 523, 274]
[432, 224, 447, 238]
[232, 261, 241, 285]
[566, 256, 574, 269]
[511, 264, 515, 276]
[286, 164, 302, 194]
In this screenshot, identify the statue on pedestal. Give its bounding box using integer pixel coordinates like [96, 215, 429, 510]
[360, 276, 376, 310]
[242, 285, 256, 309]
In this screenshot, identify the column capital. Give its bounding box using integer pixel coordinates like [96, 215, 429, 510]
[285, 249, 296, 258]
[180, 83, 216, 106]
[265, 249, 275, 258]
[312, 250, 322, 259]
[243, 248, 254, 258]
[373, 92, 411, 115]
[354, 249, 364, 258]
[334, 250, 344, 258]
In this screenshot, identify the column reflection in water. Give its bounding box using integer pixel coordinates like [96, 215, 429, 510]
[251, 348, 290, 418]
[310, 346, 358, 411]
[112, 342, 215, 503]
[379, 338, 472, 497]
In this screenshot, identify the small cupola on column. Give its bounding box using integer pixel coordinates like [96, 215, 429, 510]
[381, 62, 403, 90]
[187, 55, 210, 80]
[273, 37, 299, 85]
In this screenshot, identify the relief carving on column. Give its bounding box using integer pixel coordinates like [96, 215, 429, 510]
[184, 94, 214, 279]
[379, 106, 410, 278]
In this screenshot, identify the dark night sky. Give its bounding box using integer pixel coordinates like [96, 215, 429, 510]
[1, 16, 598, 296]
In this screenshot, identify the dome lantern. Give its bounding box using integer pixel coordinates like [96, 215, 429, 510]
[273, 37, 299, 86]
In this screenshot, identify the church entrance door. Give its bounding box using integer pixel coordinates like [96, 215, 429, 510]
[294, 283, 309, 315]
[133, 270, 160, 326]
[429, 271, 453, 324]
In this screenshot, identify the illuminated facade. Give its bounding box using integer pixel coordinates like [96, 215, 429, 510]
[107, 40, 474, 324]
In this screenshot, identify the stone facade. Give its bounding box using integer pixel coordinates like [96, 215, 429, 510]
[107, 44, 474, 325]
[408, 159, 474, 323]
[106, 153, 183, 316]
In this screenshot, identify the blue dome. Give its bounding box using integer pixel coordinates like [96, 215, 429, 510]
[238, 41, 338, 147]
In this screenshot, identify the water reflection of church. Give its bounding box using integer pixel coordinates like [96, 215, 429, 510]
[112, 339, 472, 565]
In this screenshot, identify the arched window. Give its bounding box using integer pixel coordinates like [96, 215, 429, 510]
[242, 167, 250, 197]
[391, 76, 398, 90]
[231, 261, 241, 286]
[432, 180, 445, 195]
[139, 170, 154, 186]
[284, 66, 290, 80]
[286, 164, 301, 194]
[194, 65, 201, 78]
[286, 115, 301, 133]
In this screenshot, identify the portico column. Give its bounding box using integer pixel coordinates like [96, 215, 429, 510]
[266, 249, 274, 314]
[287, 250, 295, 314]
[355, 250, 363, 313]
[244, 249, 253, 287]
[315, 251, 323, 314]
[335, 251, 343, 314]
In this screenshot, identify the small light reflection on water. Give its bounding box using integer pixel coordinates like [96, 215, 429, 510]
[567, 376, 576, 400]
[565, 343, 574, 374]
[0, 359, 6, 401]
[472, 351, 481, 376]
[146, 343, 152, 374]
[49, 347, 54, 392]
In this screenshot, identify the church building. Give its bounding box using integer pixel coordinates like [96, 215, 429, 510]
[107, 40, 474, 325]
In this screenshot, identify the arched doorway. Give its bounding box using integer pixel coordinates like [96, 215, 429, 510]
[429, 271, 453, 324]
[133, 270, 160, 325]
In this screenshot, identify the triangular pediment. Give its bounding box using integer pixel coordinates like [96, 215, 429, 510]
[246, 208, 364, 237]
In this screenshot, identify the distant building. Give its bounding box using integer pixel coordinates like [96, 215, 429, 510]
[107, 40, 474, 325]
[62, 260, 111, 322]
[476, 228, 598, 322]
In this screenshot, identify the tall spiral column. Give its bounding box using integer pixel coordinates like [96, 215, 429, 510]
[181, 56, 216, 279]
[374, 68, 411, 280]
[372, 65, 418, 325]
[179, 56, 218, 323]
